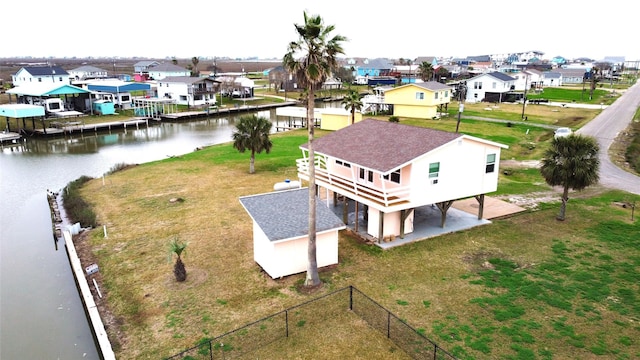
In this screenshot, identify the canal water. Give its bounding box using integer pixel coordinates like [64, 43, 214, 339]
[0, 108, 289, 359]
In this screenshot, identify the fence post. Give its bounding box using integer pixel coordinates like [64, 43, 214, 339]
[387, 311, 391, 338]
[209, 340, 212, 360]
[433, 344, 437, 360]
[285, 310, 289, 338]
[349, 286, 353, 311]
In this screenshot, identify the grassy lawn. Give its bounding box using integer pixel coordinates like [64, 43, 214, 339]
[75, 120, 640, 359]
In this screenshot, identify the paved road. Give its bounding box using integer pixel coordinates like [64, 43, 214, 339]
[577, 81, 640, 195]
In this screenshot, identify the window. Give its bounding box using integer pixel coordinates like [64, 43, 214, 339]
[434, 92, 439, 100]
[486, 154, 496, 173]
[359, 168, 373, 182]
[474, 81, 482, 90]
[383, 170, 401, 184]
[121, 95, 131, 102]
[336, 159, 351, 168]
[38, 77, 42, 82]
[492, 82, 497, 89]
[445, 90, 449, 98]
[415, 92, 424, 100]
[429, 162, 440, 178]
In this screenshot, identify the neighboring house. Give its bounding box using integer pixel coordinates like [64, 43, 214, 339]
[465, 71, 516, 103]
[554, 68, 587, 84]
[268, 65, 296, 92]
[541, 72, 563, 87]
[156, 77, 219, 106]
[68, 65, 109, 81]
[296, 119, 508, 243]
[383, 82, 452, 119]
[550, 56, 567, 66]
[133, 60, 160, 74]
[11, 66, 70, 87]
[414, 56, 438, 67]
[512, 69, 543, 91]
[346, 58, 394, 77]
[147, 63, 190, 80]
[239, 188, 345, 279]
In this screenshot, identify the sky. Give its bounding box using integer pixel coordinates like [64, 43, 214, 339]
[2, 0, 637, 62]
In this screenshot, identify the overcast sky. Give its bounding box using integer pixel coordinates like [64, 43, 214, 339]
[3, 0, 637, 62]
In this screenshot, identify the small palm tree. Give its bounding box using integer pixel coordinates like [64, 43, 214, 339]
[169, 237, 188, 282]
[540, 134, 600, 221]
[232, 115, 273, 174]
[341, 89, 362, 124]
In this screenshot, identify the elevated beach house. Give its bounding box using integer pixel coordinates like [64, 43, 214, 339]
[296, 119, 508, 243]
[383, 81, 453, 119]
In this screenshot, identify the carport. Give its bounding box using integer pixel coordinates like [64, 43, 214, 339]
[6, 83, 92, 115]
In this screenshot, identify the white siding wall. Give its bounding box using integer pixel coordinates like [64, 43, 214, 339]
[409, 138, 502, 204]
[367, 209, 414, 239]
[254, 227, 339, 279]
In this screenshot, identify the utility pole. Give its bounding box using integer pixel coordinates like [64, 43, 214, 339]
[521, 73, 528, 120]
[456, 101, 464, 133]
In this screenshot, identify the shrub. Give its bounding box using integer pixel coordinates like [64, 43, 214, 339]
[388, 116, 399, 123]
[62, 176, 98, 228]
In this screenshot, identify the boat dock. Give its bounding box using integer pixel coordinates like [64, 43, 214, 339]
[159, 101, 296, 121]
[29, 118, 151, 136]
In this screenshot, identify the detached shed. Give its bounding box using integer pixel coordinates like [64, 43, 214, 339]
[239, 188, 345, 279]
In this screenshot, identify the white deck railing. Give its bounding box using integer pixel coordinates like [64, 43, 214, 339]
[297, 158, 411, 207]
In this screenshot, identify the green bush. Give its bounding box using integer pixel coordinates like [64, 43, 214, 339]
[62, 176, 98, 228]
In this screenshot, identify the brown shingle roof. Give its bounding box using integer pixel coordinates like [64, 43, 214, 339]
[302, 119, 461, 173]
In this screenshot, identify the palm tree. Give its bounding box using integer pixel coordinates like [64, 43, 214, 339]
[341, 89, 362, 124]
[232, 115, 273, 174]
[169, 237, 188, 282]
[191, 56, 200, 77]
[540, 134, 600, 221]
[418, 62, 434, 82]
[283, 11, 346, 288]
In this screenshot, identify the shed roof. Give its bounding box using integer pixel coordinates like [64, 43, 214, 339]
[239, 188, 345, 242]
[6, 83, 90, 96]
[387, 81, 452, 93]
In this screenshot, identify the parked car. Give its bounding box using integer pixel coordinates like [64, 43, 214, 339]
[554, 127, 573, 139]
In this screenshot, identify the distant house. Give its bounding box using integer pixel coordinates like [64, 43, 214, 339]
[383, 82, 453, 119]
[414, 56, 438, 67]
[541, 72, 563, 87]
[68, 65, 109, 81]
[465, 71, 516, 103]
[11, 66, 70, 87]
[296, 119, 508, 244]
[133, 60, 160, 74]
[555, 68, 587, 84]
[147, 63, 190, 80]
[239, 188, 345, 279]
[346, 58, 394, 77]
[512, 69, 543, 91]
[156, 77, 219, 107]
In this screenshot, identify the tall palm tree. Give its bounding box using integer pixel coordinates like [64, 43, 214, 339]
[232, 115, 273, 174]
[283, 11, 346, 288]
[191, 56, 200, 77]
[418, 62, 434, 82]
[540, 134, 600, 221]
[341, 89, 363, 124]
[169, 237, 188, 282]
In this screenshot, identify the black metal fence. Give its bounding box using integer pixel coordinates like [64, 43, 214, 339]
[165, 286, 457, 360]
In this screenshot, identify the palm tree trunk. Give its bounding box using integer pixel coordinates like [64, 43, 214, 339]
[306, 88, 320, 287]
[557, 185, 569, 221]
[250, 150, 255, 174]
